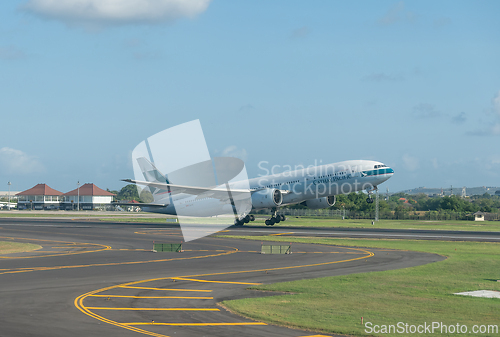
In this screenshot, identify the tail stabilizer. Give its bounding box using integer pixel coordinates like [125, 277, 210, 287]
[136, 157, 169, 184]
[136, 157, 170, 201]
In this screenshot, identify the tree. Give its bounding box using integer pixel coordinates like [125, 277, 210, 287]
[116, 184, 140, 201]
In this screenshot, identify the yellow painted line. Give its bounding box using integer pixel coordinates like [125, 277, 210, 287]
[269, 232, 295, 236]
[75, 245, 373, 337]
[293, 251, 364, 254]
[0, 236, 110, 259]
[119, 285, 212, 292]
[86, 307, 219, 311]
[301, 335, 333, 337]
[0, 245, 238, 275]
[50, 246, 94, 248]
[183, 249, 227, 252]
[90, 295, 213, 299]
[123, 322, 267, 326]
[172, 277, 262, 285]
[173, 246, 375, 280]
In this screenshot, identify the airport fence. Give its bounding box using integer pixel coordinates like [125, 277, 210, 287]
[255, 208, 499, 221]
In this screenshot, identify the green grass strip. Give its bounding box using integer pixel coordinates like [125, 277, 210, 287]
[0, 241, 42, 254]
[221, 235, 500, 336]
[247, 217, 500, 231]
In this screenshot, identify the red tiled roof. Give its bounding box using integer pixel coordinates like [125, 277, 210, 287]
[16, 184, 63, 196]
[63, 183, 116, 196]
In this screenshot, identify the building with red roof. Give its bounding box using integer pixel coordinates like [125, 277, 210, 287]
[16, 184, 63, 210]
[61, 183, 115, 210]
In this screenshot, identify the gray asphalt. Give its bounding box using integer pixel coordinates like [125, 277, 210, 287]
[223, 225, 500, 242]
[0, 219, 450, 337]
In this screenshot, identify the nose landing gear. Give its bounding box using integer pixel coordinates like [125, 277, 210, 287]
[366, 186, 378, 203]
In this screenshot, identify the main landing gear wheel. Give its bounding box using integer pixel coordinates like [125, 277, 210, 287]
[265, 211, 286, 226]
[234, 214, 256, 227]
[366, 198, 374, 204]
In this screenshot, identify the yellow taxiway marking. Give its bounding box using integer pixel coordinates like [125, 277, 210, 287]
[269, 232, 295, 236]
[293, 251, 364, 254]
[183, 249, 227, 252]
[86, 307, 219, 311]
[134, 229, 181, 235]
[119, 285, 212, 292]
[0, 244, 239, 275]
[75, 245, 374, 337]
[172, 277, 262, 285]
[0, 236, 110, 259]
[90, 295, 213, 300]
[123, 322, 267, 326]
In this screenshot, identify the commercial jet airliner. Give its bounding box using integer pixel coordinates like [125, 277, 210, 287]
[123, 158, 394, 226]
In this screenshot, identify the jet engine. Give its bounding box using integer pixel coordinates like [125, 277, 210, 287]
[305, 195, 336, 209]
[251, 189, 283, 208]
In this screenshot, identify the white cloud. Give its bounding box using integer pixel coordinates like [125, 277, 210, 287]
[238, 104, 254, 112]
[451, 112, 466, 124]
[0, 147, 45, 175]
[291, 26, 310, 39]
[23, 0, 211, 26]
[492, 123, 500, 135]
[412, 103, 441, 119]
[220, 146, 248, 161]
[378, 1, 416, 26]
[493, 90, 500, 116]
[467, 91, 500, 136]
[0, 46, 26, 60]
[402, 154, 419, 171]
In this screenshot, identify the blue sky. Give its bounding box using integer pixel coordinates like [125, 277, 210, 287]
[1, 0, 499, 194]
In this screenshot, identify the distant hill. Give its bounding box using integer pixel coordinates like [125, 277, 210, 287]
[396, 186, 500, 197]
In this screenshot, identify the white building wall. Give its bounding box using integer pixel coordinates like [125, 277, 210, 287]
[92, 196, 113, 204]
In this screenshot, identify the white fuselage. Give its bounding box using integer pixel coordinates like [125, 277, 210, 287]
[142, 160, 394, 216]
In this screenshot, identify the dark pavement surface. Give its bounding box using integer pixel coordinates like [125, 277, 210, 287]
[0, 219, 455, 337]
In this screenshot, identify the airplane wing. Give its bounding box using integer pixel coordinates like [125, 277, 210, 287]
[122, 179, 251, 199]
[111, 201, 167, 207]
[122, 178, 292, 200]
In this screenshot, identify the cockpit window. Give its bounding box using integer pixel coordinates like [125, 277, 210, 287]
[374, 164, 387, 169]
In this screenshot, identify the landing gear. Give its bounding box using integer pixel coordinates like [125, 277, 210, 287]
[234, 214, 256, 227]
[265, 209, 286, 226]
[366, 186, 377, 204]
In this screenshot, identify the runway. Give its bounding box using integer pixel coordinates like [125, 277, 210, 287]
[222, 225, 500, 242]
[0, 219, 450, 337]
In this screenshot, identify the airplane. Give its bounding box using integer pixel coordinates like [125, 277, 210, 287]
[122, 158, 394, 226]
[0, 202, 17, 209]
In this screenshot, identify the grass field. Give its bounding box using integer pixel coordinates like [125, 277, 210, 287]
[1, 211, 500, 231]
[246, 217, 500, 232]
[0, 241, 42, 254]
[221, 235, 500, 336]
